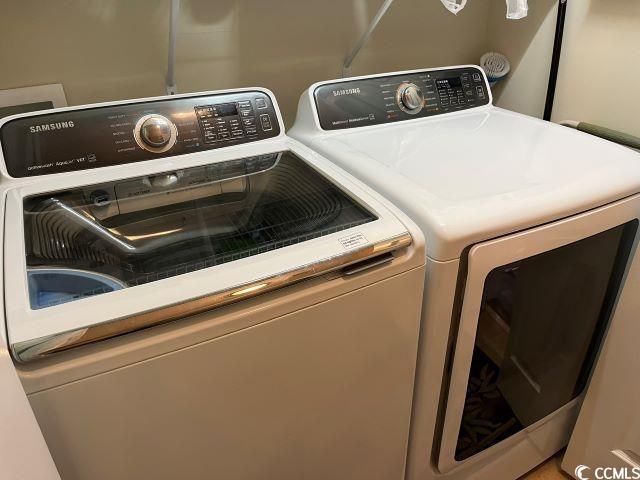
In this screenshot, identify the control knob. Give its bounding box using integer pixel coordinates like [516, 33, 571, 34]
[134, 114, 177, 153]
[397, 83, 424, 115]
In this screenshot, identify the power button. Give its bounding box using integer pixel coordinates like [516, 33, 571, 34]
[260, 114, 273, 131]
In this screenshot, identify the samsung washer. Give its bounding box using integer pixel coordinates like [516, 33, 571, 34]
[290, 65, 640, 480]
[0, 88, 426, 480]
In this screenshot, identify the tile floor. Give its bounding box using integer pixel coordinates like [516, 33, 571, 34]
[520, 452, 572, 479]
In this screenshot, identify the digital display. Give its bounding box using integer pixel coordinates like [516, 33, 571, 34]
[437, 77, 463, 88]
[213, 103, 238, 117]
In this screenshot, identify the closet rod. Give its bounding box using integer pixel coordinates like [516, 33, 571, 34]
[543, 0, 568, 120]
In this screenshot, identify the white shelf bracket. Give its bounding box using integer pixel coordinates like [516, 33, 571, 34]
[342, 0, 396, 78]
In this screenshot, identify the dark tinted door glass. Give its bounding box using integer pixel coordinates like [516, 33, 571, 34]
[23, 151, 376, 309]
[454, 221, 638, 461]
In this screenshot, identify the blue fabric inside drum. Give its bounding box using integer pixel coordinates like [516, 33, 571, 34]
[27, 269, 125, 309]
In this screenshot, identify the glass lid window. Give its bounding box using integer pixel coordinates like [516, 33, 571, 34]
[23, 151, 377, 310]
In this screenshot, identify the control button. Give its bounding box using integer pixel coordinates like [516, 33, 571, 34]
[476, 86, 485, 98]
[255, 98, 268, 109]
[260, 114, 273, 131]
[465, 90, 474, 97]
[240, 109, 253, 117]
[242, 118, 256, 127]
[237, 101, 251, 108]
[134, 114, 177, 153]
[396, 83, 424, 115]
[473, 73, 481, 82]
[219, 132, 230, 140]
[232, 130, 245, 138]
[195, 107, 214, 118]
[245, 127, 258, 135]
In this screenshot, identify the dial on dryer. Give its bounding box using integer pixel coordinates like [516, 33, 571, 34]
[396, 83, 424, 115]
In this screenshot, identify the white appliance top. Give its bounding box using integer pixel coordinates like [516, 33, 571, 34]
[290, 66, 640, 261]
[0, 89, 423, 361]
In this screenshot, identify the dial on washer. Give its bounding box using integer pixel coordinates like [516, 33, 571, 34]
[133, 114, 177, 153]
[140, 116, 173, 148]
[397, 83, 424, 115]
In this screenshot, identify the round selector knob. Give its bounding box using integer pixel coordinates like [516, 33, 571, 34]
[397, 83, 424, 115]
[134, 114, 177, 153]
[140, 116, 172, 147]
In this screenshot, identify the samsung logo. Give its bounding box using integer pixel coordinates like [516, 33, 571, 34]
[333, 88, 361, 96]
[29, 121, 75, 133]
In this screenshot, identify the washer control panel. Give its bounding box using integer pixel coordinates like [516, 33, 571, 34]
[314, 67, 489, 130]
[0, 90, 280, 177]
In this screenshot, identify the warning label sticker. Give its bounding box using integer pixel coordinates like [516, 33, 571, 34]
[338, 233, 368, 250]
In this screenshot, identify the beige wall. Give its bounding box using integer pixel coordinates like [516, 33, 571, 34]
[486, 0, 557, 118]
[551, 0, 640, 137]
[488, 0, 640, 138]
[0, 0, 492, 127]
[3, 1, 638, 133]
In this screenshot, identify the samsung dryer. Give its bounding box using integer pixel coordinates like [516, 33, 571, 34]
[0, 88, 426, 480]
[289, 65, 640, 480]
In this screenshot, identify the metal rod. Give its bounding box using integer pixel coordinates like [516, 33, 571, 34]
[342, 0, 396, 77]
[543, 0, 568, 120]
[166, 0, 180, 95]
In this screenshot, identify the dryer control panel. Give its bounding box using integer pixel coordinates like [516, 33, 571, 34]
[313, 66, 490, 130]
[0, 90, 281, 177]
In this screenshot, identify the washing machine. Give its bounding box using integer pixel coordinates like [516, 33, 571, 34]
[0, 88, 426, 480]
[289, 65, 640, 480]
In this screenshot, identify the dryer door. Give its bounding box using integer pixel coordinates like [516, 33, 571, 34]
[437, 195, 640, 474]
[563, 227, 640, 476]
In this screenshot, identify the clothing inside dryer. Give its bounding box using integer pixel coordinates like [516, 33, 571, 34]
[23, 151, 376, 309]
[454, 220, 638, 461]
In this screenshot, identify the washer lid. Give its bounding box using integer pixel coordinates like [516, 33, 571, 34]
[4, 144, 417, 362]
[306, 108, 640, 260]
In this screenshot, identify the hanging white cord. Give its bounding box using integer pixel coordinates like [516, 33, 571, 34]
[166, 0, 180, 94]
